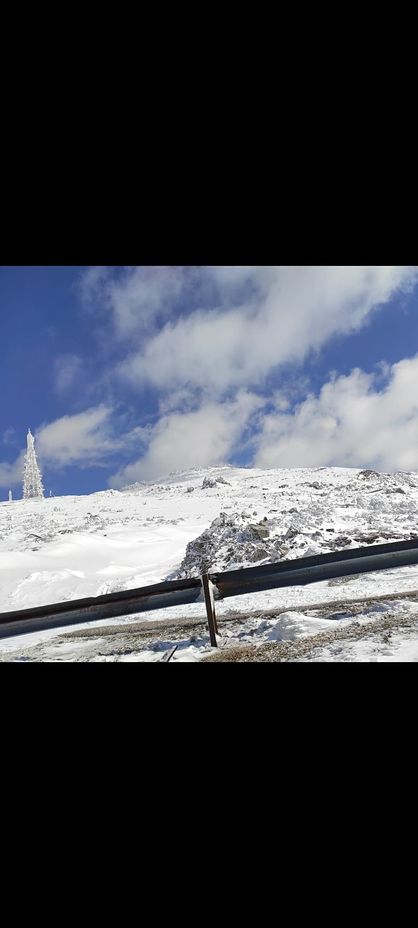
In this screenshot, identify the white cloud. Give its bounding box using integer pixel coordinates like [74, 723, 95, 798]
[36, 406, 120, 468]
[34, 267, 418, 486]
[79, 266, 110, 303]
[207, 265, 260, 287]
[54, 354, 83, 394]
[109, 266, 187, 337]
[109, 391, 262, 486]
[2, 428, 16, 446]
[0, 451, 25, 490]
[254, 355, 418, 472]
[115, 266, 418, 395]
[80, 265, 187, 337]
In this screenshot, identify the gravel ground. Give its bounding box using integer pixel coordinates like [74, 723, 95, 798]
[204, 609, 418, 661]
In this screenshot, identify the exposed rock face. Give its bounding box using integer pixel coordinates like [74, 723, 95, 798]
[174, 511, 289, 578]
[202, 477, 217, 489]
[201, 476, 231, 489]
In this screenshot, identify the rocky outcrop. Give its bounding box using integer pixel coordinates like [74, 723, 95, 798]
[201, 476, 231, 489]
[174, 511, 289, 578]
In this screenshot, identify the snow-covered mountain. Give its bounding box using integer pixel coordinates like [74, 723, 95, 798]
[2, 465, 418, 661]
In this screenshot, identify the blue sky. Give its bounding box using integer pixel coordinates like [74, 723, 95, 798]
[1, 265, 418, 498]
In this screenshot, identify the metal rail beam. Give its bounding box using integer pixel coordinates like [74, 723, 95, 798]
[0, 577, 203, 640]
[211, 538, 418, 599]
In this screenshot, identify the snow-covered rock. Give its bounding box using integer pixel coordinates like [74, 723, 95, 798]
[174, 511, 289, 577]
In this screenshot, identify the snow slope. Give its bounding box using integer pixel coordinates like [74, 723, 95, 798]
[2, 464, 418, 661]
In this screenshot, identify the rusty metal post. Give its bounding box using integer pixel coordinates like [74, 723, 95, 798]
[201, 573, 219, 647]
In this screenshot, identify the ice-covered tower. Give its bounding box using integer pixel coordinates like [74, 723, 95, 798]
[22, 429, 44, 499]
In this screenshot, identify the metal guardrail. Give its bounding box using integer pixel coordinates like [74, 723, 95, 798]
[211, 537, 418, 597]
[0, 576, 203, 641]
[1, 537, 418, 644]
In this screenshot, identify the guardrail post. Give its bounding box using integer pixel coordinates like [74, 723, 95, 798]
[201, 573, 219, 647]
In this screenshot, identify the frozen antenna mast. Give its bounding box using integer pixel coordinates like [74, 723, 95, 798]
[22, 429, 44, 499]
